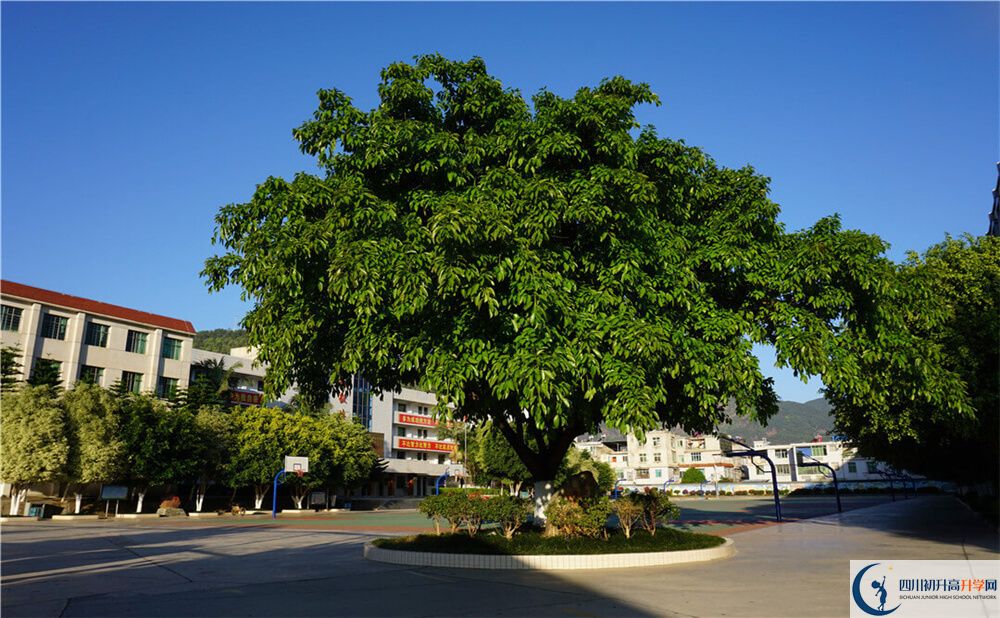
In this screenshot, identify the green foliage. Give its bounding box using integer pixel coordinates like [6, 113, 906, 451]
[831, 235, 999, 492]
[718, 398, 833, 444]
[192, 406, 234, 488]
[556, 446, 614, 494]
[633, 492, 680, 536]
[477, 425, 531, 488]
[435, 419, 483, 483]
[484, 495, 533, 540]
[204, 55, 969, 483]
[181, 358, 243, 411]
[545, 497, 612, 538]
[0, 386, 69, 485]
[372, 527, 725, 555]
[28, 358, 61, 389]
[193, 328, 249, 354]
[681, 468, 707, 484]
[611, 494, 645, 539]
[1, 345, 22, 393]
[119, 395, 199, 489]
[62, 383, 125, 485]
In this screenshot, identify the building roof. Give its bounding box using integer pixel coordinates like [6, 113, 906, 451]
[0, 280, 196, 335]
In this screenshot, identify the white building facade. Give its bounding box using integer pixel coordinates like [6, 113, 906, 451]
[744, 439, 890, 483]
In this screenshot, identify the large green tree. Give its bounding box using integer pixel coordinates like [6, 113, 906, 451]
[191, 406, 235, 512]
[204, 55, 969, 516]
[62, 383, 126, 513]
[0, 386, 69, 515]
[830, 235, 998, 494]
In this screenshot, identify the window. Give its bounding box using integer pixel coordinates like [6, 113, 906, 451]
[352, 375, 372, 430]
[810, 445, 827, 456]
[157, 377, 178, 399]
[396, 427, 406, 437]
[162, 337, 182, 360]
[397, 403, 406, 412]
[121, 371, 143, 394]
[257, 380, 264, 391]
[611, 456, 617, 463]
[799, 464, 824, 475]
[418, 429, 429, 438]
[654, 453, 662, 463]
[652, 437, 660, 447]
[418, 405, 429, 415]
[621, 456, 628, 464]
[774, 449, 788, 459]
[437, 454, 446, 464]
[636, 468, 649, 479]
[41, 314, 68, 340]
[639, 453, 647, 463]
[79, 365, 103, 385]
[859, 462, 868, 474]
[416, 452, 428, 461]
[85, 323, 109, 347]
[655, 469, 662, 478]
[126, 330, 148, 354]
[1, 305, 22, 331]
[776, 464, 790, 475]
[847, 462, 857, 474]
[690, 452, 702, 462]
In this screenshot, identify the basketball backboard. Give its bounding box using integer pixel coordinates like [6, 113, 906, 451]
[284, 455, 309, 473]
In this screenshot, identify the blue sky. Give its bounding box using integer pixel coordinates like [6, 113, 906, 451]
[3, 2, 997, 402]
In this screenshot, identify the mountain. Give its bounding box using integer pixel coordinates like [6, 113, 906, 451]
[193, 328, 248, 354]
[717, 398, 834, 445]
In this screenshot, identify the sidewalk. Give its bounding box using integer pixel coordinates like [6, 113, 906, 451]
[2, 495, 996, 617]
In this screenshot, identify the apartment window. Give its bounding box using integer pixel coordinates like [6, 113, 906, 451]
[611, 456, 617, 463]
[655, 469, 662, 478]
[690, 452, 702, 462]
[654, 453, 661, 463]
[622, 456, 628, 463]
[416, 452, 428, 461]
[810, 445, 827, 456]
[639, 453, 647, 463]
[157, 377, 178, 399]
[774, 449, 788, 459]
[636, 468, 650, 479]
[418, 429, 429, 439]
[776, 464, 791, 475]
[397, 403, 406, 413]
[847, 462, 857, 473]
[257, 380, 264, 391]
[396, 426, 406, 437]
[418, 405, 429, 415]
[1, 305, 22, 331]
[121, 371, 143, 394]
[41, 314, 68, 340]
[161, 337, 183, 360]
[652, 437, 660, 448]
[79, 365, 104, 385]
[799, 465, 824, 475]
[85, 323, 109, 347]
[438, 454, 446, 464]
[125, 330, 148, 354]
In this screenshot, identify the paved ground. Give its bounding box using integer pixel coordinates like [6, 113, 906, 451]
[2, 495, 997, 617]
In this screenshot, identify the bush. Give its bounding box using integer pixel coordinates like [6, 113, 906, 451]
[457, 492, 492, 536]
[633, 493, 680, 536]
[611, 495, 644, 539]
[484, 495, 532, 540]
[680, 468, 707, 484]
[419, 492, 466, 534]
[546, 497, 612, 538]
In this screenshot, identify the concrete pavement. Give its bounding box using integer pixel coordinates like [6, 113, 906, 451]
[2, 495, 997, 617]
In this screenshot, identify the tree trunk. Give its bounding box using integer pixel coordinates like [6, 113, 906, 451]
[254, 485, 269, 510]
[195, 486, 206, 512]
[513, 481, 523, 497]
[9, 485, 22, 516]
[533, 480, 556, 521]
[136, 490, 146, 513]
[74, 493, 83, 514]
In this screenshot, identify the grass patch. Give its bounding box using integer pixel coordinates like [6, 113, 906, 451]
[372, 528, 725, 555]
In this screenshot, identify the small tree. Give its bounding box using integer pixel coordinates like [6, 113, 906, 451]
[119, 396, 198, 512]
[635, 492, 680, 536]
[1, 345, 22, 393]
[28, 358, 61, 389]
[192, 406, 234, 512]
[0, 386, 69, 515]
[62, 383, 125, 513]
[681, 468, 707, 484]
[477, 425, 531, 495]
[227, 406, 288, 509]
[611, 495, 644, 539]
[485, 495, 532, 540]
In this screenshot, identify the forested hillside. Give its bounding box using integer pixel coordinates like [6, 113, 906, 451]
[717, 398, 833, 444]
[193, 328, 248, 354]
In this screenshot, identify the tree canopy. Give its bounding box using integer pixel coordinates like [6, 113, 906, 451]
[204, 55, 969, 483]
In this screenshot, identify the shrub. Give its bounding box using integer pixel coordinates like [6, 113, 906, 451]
[457, 492, 492, 536]
[611, 495, 644, 539]
[633, 493, 680, 536]
[419, 494, 448, 535]
[546, 497, 612, 538]
[484, 495, 532, 540]
[419, 492, 466, 533]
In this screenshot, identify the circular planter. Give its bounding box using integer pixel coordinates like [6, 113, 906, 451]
[363, 537, 733, 570]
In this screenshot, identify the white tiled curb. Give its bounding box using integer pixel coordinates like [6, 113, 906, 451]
[363, 537, 733, 570]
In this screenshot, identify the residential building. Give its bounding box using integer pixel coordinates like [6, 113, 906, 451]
[676, 435, 741, 483]
[744, 439, 892, 483]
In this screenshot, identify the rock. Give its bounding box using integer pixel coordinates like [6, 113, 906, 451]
[156, 507, 187, 517]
